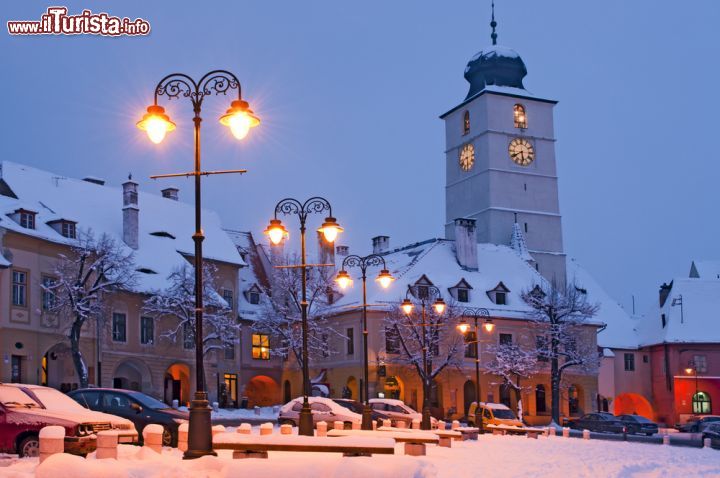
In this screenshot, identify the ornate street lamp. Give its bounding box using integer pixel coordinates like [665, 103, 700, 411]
[456, 307, 494, 434]
[335, 254, 394, 430]
[401, 284, 446, 430]
[138, 70, 259, 459]
[265, 197, 342, 436]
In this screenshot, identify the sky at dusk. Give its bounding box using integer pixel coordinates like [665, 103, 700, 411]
[1, 0, 718, 315]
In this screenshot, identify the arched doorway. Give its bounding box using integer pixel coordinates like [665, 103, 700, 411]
[384, 376, 404, 401]
[463, 380, 476, 416]
[613, 393, 654, 419]
[283, 380, 292, 404]
[164, 363, 190, 406]
[113, 359, 152, 393]
[42, 343, 75, 391]
[345, 376, 358, 400]
[568, 385, 584, 416]
[244, 375, 281, 407]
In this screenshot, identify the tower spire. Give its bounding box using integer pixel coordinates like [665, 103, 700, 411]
[490, 0, 498, 45]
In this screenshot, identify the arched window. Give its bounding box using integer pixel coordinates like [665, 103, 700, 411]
[513, 104, 527, 129]
[463, 110, 470, 135]
[568, 385, 580, 415]
[693, 391, 712, 414]
[535, 385, 546, 413]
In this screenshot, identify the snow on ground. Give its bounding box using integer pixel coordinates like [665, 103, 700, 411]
[2, 433, 719, 478]
[175, 406, 278, 420]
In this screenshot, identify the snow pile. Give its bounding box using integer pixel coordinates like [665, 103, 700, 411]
[38, 426, 64, 439]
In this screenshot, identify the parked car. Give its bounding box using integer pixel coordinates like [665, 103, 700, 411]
[467, 402, 523, 428]
[0, 383, 109, 457]
[68, 388, 188, 446]
[279, 396, 361, 428]
[331, 399, 404, 427]
[615, 414, 658, 436]
[676, 416, 720, 433]
[8, 383, 137, 441]
[369, 398, 437, 428]
[567, 412, 626, 434]
[702, 422, 720, 448]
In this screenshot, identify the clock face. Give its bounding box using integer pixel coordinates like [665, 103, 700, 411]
[459, 143, 475, 171]
[508, 138, 534, 166]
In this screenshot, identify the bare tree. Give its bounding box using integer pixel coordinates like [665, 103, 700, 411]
[522, 280, 600, 426]
[44, 230, 137, 388]
[485, 342, 539, 407]
[384, 298, 464, 422]
[253, 253, 339, 372]
[143, 262, 238, 389]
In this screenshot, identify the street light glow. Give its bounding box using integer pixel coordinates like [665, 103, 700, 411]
[401, 298, 414, 315]
[264, 219, 288, 245]
[317, 216, 343, 243]
[137, 105, 176, 144]
[483, 319, 495, 333]
[457, 320, 470, 334]
[433, 298, 446, 315]
[219, 100, 260, 140]
[335, 270, 352, 289]
[376, 269, 394, 289]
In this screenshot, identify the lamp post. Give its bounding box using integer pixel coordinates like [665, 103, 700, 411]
[265, 198, 343, 436]
[685, 361, 699, 413]
[456, 308, 494, 434]
[335, 255, 394, 430]
[137, 70, 259, 459]
[400, 284, 446, 430]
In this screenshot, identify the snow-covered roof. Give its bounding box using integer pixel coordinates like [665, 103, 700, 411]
[689, 260, 720, 279]
[636, 278, 720, 346]
[567, 258, 637, 349]
[0, 161, 244, 292]
[224, 229, 271, 320]
[330, 238, 549, 320]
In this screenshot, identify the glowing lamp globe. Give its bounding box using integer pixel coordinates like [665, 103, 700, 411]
[137, 105, 176, 144]
[456, 320, 470, 334]
[401, 298, 414, 315]
[335, 270, 352, 289]
[376, 269, 394, 289]
[483, 320, 495, 333]
[264, 219, 288, 245]
[317, 217, 343, 243]
[219, 100, 260, 140]
[433, 298, 446, 315]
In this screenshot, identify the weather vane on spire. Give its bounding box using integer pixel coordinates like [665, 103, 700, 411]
[490, 0, 498, 45]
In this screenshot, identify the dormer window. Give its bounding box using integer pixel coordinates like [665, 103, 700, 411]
[249, 292, 260, 304]
[513, 104, 527, 129]
[463, 110, 470, 135]
[448, 278, 473, 303]
[47, 219, 77, 239]
[61, 222, 76, 239]
[244, 284, 263, 305]
[487, 281, 511, 305]
[20, 211, 35, 229]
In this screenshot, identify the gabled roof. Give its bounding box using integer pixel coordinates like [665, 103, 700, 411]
[449, 278, 473, 290]
[635, 278, 720, 346]
[487, 281, 510, 293]
[0, 161, 244, 292]
[690, 260, 720, 279]
[225, 229, 272, 320]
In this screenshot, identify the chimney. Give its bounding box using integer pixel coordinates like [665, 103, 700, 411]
[454, 218, 478, 270]
[372, 236, 390, 254]
[122, 180, 139, 249]
[336, 245, 349, 257]
[659, 281, 673, 307]
[161, 187, 179, 201]
[317, 231, 335, 265]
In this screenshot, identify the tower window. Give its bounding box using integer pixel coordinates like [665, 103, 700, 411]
[463, 110, 470, 135]
[513, 104, 527, 129]
[524, 222, 528, 233]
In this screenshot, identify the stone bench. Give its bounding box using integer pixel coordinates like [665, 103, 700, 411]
[213, 433, 395, 458]
[329, 427, 440, 456]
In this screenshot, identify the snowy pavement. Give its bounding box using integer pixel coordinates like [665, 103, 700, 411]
[2, 431, 720, 477]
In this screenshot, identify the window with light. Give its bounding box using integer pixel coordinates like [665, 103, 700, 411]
[252, 333, 270, 360]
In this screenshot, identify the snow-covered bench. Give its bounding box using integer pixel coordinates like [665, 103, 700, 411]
[327, 428, 440, 455]
[212, 432, 395, 458]
[487, 424, 545, 438]
[454, 427, 479, 440]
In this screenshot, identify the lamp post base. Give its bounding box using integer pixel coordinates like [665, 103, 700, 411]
[475, 410, 485, 434]
[361, 404, 373, 430]
[183, 391, 217, 459]
[299, 400, 314, 436]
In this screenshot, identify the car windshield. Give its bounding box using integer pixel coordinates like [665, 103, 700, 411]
[0, 387, 40, 408]
[31, 388, 87, 412]
[129, 392, 170, 410]
[491, 409, 516, 420]
[333, 400, 360, 413]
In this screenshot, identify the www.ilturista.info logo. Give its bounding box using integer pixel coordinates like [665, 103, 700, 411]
[7, 7, 150, 36]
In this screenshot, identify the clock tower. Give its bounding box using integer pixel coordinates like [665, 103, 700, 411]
[441, 13, 566, 285]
